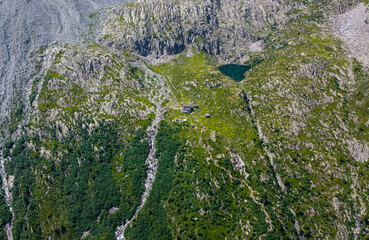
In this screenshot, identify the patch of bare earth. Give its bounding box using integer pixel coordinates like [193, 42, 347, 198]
[332, 3, 369, 67]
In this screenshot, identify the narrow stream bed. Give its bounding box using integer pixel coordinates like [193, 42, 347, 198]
[115, 65, 170, 240]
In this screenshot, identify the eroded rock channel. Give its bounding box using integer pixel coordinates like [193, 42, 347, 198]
[116, 64, 171, 240]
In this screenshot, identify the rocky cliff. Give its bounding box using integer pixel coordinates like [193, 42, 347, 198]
[101, 0, 289, 61]
[99, 0, 360, 61]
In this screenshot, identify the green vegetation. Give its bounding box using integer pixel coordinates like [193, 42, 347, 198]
[29, 78, 40, 104]
[9, 136, 42, 240]
[126, 122, 184, 239]
[43, 70, 65, 88]
[55, 50, 65, 60]
[89, 12, 100, 20]
[0, 178, 12, 240]
[150, 51, 284, 239]
[8, 100, 24, 134]
[36, 45, 47, 54]
[7, 122, 149, 239]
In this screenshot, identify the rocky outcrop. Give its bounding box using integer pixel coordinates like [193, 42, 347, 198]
[101, 0, 289, 61]
[0, 0, 135, 136]
[332, 3, 369, 67]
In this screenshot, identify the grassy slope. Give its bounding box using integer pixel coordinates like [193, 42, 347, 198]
[126, 52, 276, 239]
[243, 10, 369, 239]
[126, 7, 369, 238]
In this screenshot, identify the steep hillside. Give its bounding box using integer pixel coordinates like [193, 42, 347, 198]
[0, 0, 134, 135]
[1, 0, 369, 239]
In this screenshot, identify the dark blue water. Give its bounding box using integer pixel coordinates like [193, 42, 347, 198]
[218, 64, 251, 82]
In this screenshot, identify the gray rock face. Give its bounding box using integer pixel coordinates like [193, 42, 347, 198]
[101, 0, 289, 62]
[0, 0, 134, 128]
[332, 3, 369, 67]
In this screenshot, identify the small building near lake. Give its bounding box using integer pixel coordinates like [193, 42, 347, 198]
[181, 104, 193, 113]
